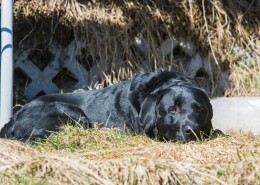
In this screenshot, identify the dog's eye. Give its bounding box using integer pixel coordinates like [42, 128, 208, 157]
[175, 100, 180, 106]
[169, 106, 178, 113]
[196, 107, 203, 112]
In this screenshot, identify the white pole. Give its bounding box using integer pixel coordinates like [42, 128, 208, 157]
[0, 0, 14, 129]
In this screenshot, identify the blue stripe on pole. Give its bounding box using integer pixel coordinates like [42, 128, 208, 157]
[1, 27, 13, 53]
[1, 27, 12, 34]
[1, 44, 13, 53]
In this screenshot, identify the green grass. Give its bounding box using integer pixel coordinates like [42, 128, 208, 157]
[34, 125, 154, 153]
[14, 175, 49, 185]
[33, 124, 224, 153]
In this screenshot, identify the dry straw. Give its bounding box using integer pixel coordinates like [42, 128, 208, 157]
[0, 127, 259, 184]
[13, 0, 260, 97]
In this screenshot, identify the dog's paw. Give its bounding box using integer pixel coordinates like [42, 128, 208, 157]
[212, 129, 227, 137]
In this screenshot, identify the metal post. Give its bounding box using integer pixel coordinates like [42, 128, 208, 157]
[0, 0, 14, 129]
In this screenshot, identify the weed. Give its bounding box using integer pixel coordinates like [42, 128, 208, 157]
[216, 169, 225, 178]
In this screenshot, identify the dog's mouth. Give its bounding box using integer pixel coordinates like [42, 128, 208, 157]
[154, 123, 203, 143]
[155, 130, 186, 143]
[157, 135, 187, 143]
[156, 129, 201, 143]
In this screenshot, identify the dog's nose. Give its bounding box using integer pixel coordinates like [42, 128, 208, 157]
[184, 127, 192, 135]
[182, 124, 200, 141]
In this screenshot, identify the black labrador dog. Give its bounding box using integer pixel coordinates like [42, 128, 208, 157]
[0, 71, 215, 142]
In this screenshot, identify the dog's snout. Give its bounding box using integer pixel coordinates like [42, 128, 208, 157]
[182, 124, 200, 141]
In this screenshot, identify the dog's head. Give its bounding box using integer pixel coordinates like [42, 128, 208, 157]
[130, 71, 213, 142]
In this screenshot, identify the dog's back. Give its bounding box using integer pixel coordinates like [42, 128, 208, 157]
[0, 80, 133, 140]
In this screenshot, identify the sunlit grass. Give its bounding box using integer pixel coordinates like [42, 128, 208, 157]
[0, 125, 259, 184]
[34, 125, 154, 153]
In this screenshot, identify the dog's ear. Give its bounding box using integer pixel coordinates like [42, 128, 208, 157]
[128, 72, 155, 113]
[202, 101, 213, 136]
[139, 94, 158, 135]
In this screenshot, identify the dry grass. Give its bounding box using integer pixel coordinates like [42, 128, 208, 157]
[13, 0, 260, 97]
[226, 61, 260, 96]
[0, 126, 259, 184]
